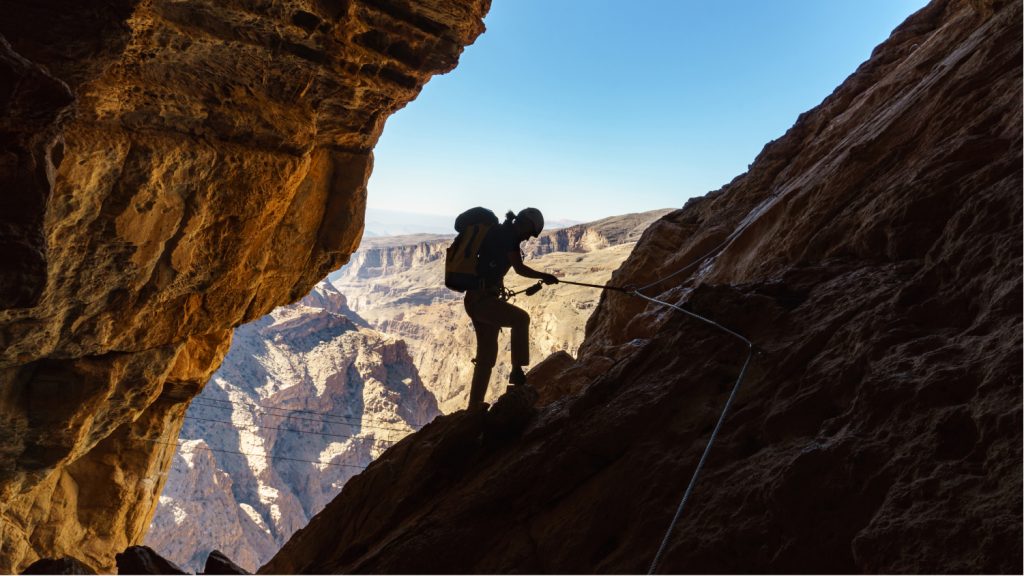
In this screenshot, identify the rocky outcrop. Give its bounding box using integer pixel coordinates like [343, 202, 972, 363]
[204, 550, 250, 575]
[115, 546, 186, 575]
[0, 37, 73, 310]
[145, 281, 438, 572]
[297, 280, 370, 327]
[265, 0, 1022, 572]
[333, 210, 672, 413]
[0, 0, 488, 572]
[144, 439, 277, 572]
[20, 556, 96, 575]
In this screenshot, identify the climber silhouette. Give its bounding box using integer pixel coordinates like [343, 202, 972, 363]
[465, 208, 558, 409]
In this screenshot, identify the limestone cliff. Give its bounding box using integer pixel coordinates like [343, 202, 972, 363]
[265, 1, 1022, 572]
[145, 440, 278, 573]
[0, 0, 488, 571]
[145, 281, 437, 572]
[332, 210, 672, 413]
[331, 210, 673, 284]
[527, 210, 675, 257]
[334, 233, 451, 283]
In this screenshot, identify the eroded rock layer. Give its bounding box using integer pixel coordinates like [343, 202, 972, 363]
[0, 0, 488, 571]
[265, 0, 1022, 573]
[145, 281, 438, 572]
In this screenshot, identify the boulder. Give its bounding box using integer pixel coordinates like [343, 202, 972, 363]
[21, 556, 96, 575]
[114, 546, 186, 575]
[203, 550, 248, 575]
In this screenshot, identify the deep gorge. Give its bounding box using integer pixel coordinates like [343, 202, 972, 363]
[1, 0, 1021, 573]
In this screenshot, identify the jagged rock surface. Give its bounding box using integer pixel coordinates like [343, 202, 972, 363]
[0, 36, 73, 310]
[143, 438, 276, 573]
[145, 282, 438, 572]
[204, 550, 250, 575]
[0, 0, 487, 572]
[332, 210, 672, 412]
[265, 1, 1022, 573]
[20, 556, 96, 575]
[115, 545, 186, 575]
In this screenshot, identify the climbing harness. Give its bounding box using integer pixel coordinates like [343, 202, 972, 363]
[509, 237, 758, 574]
[507, 281, 543, 299]
[496, 285, 517, 301]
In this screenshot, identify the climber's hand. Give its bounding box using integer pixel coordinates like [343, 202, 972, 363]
[541, 273, 559, 285]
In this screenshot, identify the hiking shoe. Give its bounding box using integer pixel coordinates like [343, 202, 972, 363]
[508, 366, 526, 386]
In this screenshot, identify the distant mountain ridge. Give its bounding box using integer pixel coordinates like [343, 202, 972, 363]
[361, 207, 582, 238]
[332, 209, 673, 412]
[333, 209, 673, 285]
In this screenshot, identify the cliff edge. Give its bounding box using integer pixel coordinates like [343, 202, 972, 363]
[265, 0, 1022, 572]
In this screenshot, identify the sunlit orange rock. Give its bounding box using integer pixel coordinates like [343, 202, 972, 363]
[0, 0, 488, 571]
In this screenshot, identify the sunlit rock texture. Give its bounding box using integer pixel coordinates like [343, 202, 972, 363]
[148, 209, 663, 569]
[145, 282, 437, 572]
[0, 0, 488, 571]
[332, 210, 673, 412]
[265, 0, 1022, 572]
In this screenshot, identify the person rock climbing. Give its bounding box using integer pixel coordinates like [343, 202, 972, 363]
[464, 207, 558, 409]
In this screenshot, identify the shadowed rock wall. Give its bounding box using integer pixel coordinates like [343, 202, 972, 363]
[264, 0, 1022, 572]
[0, 0, 488, 571]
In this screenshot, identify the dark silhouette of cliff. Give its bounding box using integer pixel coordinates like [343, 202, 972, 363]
[263, 0, 1022, 572]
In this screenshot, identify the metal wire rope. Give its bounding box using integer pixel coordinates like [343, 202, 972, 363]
[134, 436, 370, 470]
[633, 292, 754, 575]
[191, 396, 411, 432]
[509, 219, 758, 574]
[193, 395, 396, 425]
[183, 414, 399, 447]
[190, 397, 413, 434]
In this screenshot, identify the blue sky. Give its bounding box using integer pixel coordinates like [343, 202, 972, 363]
[366, 0, 929, 223]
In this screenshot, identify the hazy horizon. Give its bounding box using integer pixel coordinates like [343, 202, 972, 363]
[366, 0, 929, 222]
[361, 206, 643, 237]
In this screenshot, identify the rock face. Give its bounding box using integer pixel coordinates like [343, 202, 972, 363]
[20, 556, 97, 575]
[204, 550, 250, 575]
[265, 1, 1022, 573]
[332, 210, 672, 412]
[0, 0, 487, 572]
[115, 545, 186, 575]
[145, 282, 438, 572]
[335, 233, 452, 283]
[146, 438, 275, 572]
[0, 36, 73, 310]
[527, 211, 675, 257]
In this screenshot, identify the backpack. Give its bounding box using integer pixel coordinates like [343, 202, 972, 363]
[445, 207, 500, 292]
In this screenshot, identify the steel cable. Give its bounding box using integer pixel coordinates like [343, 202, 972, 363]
[182, 413, 398, 447]
[633, 292, 754, 575]
[135, 436, 371, 470]
[194, 395, 389, 423]
[509, 221, 759, 573]
[190, 398, 413, 434]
